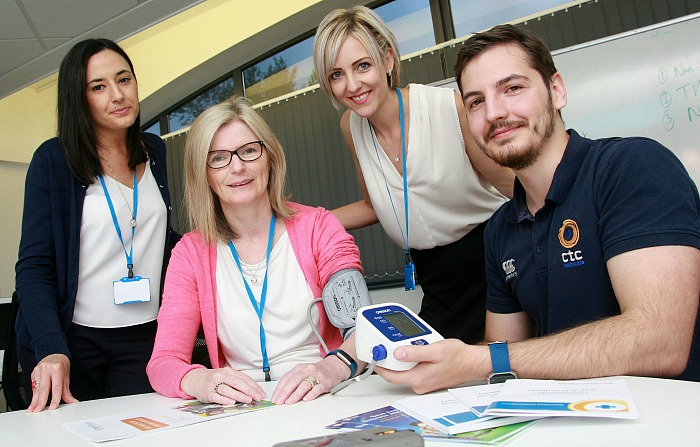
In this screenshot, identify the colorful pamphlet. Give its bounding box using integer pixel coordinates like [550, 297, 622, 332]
[63, 399, 274, 442]
[483, 379, 639, 419]
[393, 391, 538, 435]
[326, 405, 538, 445]
[449, 383, 507, 417]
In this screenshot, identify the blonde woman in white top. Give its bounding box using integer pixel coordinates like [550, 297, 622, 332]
[313, 6, 514, 343]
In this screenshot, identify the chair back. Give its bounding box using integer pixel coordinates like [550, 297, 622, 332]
[2, 291, 27, 411]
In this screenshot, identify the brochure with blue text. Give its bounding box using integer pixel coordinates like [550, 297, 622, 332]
[484, 379, 639, 419]
[394, 391, 539, 435]
[448, 383, 507, 417]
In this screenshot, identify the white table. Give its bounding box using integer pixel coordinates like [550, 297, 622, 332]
[0, 375, 697, 446]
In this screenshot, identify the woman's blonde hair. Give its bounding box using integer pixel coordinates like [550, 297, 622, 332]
[313, 5, 401, 108]
[184, 96, 293, 243]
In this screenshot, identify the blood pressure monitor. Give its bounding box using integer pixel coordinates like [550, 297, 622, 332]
[355, 302, 443, 371]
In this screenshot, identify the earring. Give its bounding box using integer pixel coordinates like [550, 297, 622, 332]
[387, 69, 393, 86]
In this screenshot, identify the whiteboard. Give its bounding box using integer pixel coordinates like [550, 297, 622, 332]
[555, 13, 700, 185]
[438, 12, 700, 185]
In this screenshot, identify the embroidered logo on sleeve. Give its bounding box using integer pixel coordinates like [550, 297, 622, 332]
[502, 259, 517, 280]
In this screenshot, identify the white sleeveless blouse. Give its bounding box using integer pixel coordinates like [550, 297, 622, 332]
[350, 83, 506, 249]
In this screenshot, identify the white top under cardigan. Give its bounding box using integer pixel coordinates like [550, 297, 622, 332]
[215, 231, 321, 381]
[350, 83, 506, 250]
[74, 161, 166, 327]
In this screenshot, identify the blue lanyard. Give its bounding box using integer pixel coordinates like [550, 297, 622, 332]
[228, 213, 276, 381]
[397, 88, 409, 257]
[369, 87, 411, 258]
[99, 171, 138, 278]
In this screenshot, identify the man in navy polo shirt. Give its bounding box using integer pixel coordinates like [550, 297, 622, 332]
[377, 24, 700, 394]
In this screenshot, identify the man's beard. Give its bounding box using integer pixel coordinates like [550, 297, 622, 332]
[476, 94, 556, 170]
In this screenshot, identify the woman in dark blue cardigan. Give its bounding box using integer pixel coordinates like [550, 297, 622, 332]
[15, 38, 177, 412]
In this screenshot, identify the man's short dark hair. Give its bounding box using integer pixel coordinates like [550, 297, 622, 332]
[454, 24, 557, 96]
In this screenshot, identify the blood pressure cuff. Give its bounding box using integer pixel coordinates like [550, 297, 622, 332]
[321, 269, 372, 339]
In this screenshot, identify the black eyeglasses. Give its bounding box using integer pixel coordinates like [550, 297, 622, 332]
[207, 141, 264, 169]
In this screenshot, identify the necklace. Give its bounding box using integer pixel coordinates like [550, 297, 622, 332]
[386, 144, 401, 163]
[240, 257, 266, 284]
[100, 155, 137, 227]
[381, 138, 401, 162]
[369, 125, 401, 163]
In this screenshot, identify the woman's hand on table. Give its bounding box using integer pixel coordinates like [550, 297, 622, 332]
[270, 356, 349, 405]
[28, 353, 79, 412]
[181, 367, 266, 405]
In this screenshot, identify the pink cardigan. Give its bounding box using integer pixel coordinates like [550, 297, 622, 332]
[147, 203, 362, 398]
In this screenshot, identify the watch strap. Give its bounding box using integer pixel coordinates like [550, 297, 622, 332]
[325, 349, 358, 379]
[488, 341, 512, 374]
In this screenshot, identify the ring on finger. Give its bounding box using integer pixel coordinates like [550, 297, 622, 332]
[214, 382, 226, 394]
[304, 376, 320, 388]
[32, 380, 41, 389]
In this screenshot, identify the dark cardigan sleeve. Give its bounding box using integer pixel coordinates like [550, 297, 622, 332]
[15, 139, 76, 361]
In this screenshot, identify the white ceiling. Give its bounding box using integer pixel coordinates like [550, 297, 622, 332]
[0, 0, 203, 100]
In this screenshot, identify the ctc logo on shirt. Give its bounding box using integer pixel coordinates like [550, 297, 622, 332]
[559, 219, 585, 268]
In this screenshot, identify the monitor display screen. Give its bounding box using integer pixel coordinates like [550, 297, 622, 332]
[384, 311, 424, 337]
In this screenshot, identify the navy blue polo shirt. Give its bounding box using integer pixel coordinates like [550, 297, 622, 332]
[484, 130, 700, 380]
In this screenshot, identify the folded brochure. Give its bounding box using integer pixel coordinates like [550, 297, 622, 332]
[394, 391, 539, 435]
[63, 399, 274, 442]
[449, 383, 508, 417]
[483, 379, 639, 419]
[327, 405, 538, 444]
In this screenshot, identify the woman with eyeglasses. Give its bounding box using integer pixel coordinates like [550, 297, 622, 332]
[147, 96, 367, 405]
[313, 6, 514, 345]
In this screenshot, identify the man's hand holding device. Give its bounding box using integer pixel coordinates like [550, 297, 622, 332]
[329, 302, 443, 394]
[355, 303, 443, 370]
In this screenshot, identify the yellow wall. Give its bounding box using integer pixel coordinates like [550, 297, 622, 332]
[0, 0, 322, 163]
[0, 0, 323, 296]
[0, 162, 26, 297]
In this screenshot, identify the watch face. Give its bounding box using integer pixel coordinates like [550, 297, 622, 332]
[488, 372, 517, 384]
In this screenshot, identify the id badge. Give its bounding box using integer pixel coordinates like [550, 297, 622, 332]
[404, 262, 416, 291]
[113, 276, 151, 305]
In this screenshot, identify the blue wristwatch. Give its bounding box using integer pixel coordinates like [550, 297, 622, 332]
[487, 341, 517, 384]
[325, 349, 358, 379]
